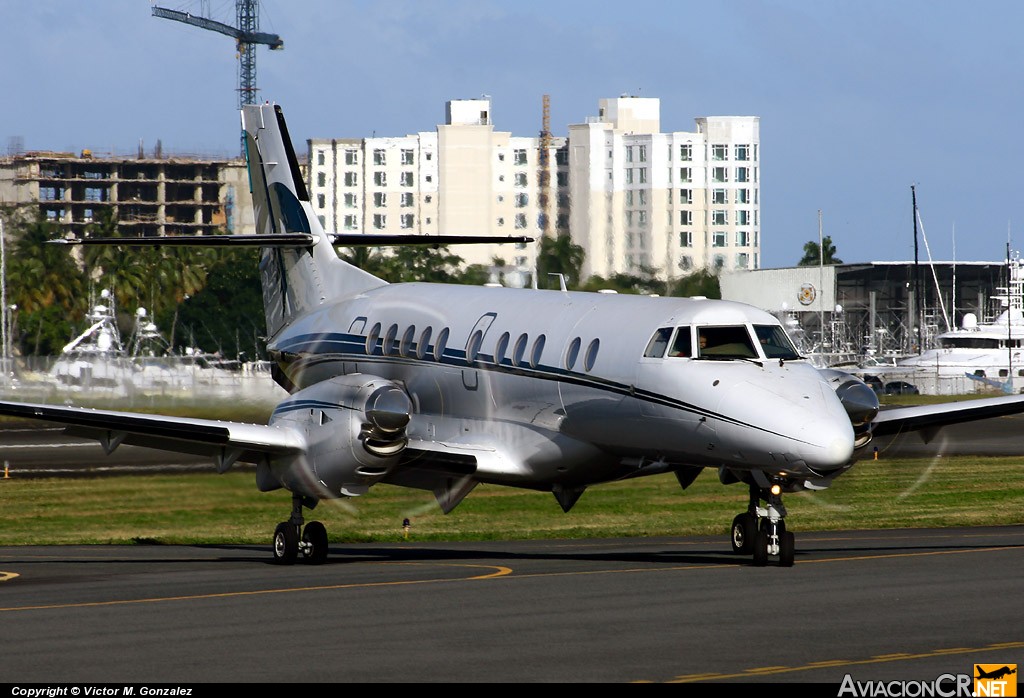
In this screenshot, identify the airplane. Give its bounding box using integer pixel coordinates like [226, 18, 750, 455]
[5, 101, 1024, 567]
[976, 666, 1017, 680]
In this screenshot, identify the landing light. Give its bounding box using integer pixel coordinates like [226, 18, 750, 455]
[770, 484, 782, 496]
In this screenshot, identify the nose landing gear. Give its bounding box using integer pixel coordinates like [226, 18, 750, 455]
[730, 482, 795, 567]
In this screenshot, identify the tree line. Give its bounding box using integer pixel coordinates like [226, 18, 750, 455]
[0, 206, 722, 359]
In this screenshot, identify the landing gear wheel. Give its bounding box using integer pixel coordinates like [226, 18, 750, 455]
[731, 513, 756, 555]
[779, 531, 795, 567]
[752, 527, 769, 567]
[301, 521, 329, 565]
[273, 522, 299, 565]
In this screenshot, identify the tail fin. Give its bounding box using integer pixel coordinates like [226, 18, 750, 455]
[241, 103, 384, 339]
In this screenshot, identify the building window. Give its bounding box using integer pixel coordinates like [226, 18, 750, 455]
[680, 211, 692, 226]
[425, 152, 433, 161]
[514, 149, 527, 165]
[714, 254, 726, 270]
[401, 171, 413, 187]
[345, 149, 358, 165]
[713, 231, 728, 247]
[556, 149, 568, 166]
[712, 210, 727, 225]
[638, 190, 647, 206]
[317, 151, 325, 166]
[712, 144, 727, 161]
[638, 210, 648, 225]
[625, 211, 634, 228]
[344, 172, 358, 187]
[557, 171, 568, 187]
[679, 189, 692, 204]
[401, 192, 413, 207]
[626, 191, 634, 207]
[515, 213, 527, 229]
[679, 167, 691, 183]
[344, 214, 357, 230]
[373, 214, 386, 229]
[317, 215, 325, 227]
[712, 189, 727, 204]
[625, 169, 634, 184]
[401, 149, 414, 165]
[735, 144, 750, 161]
[515, 193, 529, 207]
[638, 168, 647, 183]
[497, 217, 504, 226]
[736, 253, 749, 269]
[679, 144, 692, 161]
[735, 167, 749, 183]
[401, 214, 414, 229]
[736, 188, 750, 204]
[737, 210, 750, 226]
[638, 145, 647, 162]
[736, 230, 749, 246]
[626, 146, 634, 163]
[317, 194, 325, 209]
[515, 172, 528, 187]
[374, 171, 386, 187]
[373, 149, 386, 166]
[679, 255, 693, 271]
[374, 192, 387, 208]
[425, 174, 432, 183]
[425, 194, 432, 203]
[712, 167, 728, 182]
[317, 172, 326, 187]
[343, 193, 356, 208]
[680, 231, 692, 247]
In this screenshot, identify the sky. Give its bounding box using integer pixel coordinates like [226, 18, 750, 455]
[2, 0, 1022, 270]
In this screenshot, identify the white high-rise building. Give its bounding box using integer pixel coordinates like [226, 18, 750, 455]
[569, 97, 760, 282]
[308, 95, 758, 287]
[308, 98, 567, 287]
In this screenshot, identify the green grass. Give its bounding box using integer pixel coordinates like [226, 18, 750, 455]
[2, 453, 1023, 546]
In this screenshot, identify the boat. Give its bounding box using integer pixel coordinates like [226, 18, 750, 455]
[858, 252, 1024, 395]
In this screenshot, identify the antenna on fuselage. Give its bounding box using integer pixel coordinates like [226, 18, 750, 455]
[548, 273, 568, 292]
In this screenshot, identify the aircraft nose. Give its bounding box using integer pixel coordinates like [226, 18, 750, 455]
[799, 414, 855, 471]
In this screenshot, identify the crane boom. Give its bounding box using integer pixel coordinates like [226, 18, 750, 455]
[151, 7, 283, 49]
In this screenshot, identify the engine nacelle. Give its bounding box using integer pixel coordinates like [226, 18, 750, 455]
[818, 368, 879, 449]
[262, 374, 412, 499]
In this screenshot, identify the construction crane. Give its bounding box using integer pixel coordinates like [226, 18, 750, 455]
[153, 1, 283, 153]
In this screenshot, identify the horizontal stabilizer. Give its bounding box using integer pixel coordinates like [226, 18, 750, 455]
[49, 234, 315, 248]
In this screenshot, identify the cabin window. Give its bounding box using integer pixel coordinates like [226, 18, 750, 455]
[417, 327, 432, 360]
[383, 324, 399, 356]
[697, 326, 758, 359]
[644, 328, 672, 358]
[513, 333, 529, 365]
[366, 323, 382, 355]
[495, 332, 510, 365]
[530, 335, 546, 368]
[400, 326, 416, 358]
[584, 339, 600, 371]
[466, 330, 484, 364]
[565, 337, 582, 370]
[667, 327, 692, 357]
[999, 369, 1009, 378]
[753, 325, 801, 360]
[435, 328, 450, 362]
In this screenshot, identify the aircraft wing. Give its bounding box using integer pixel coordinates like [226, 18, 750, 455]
[0, 401, 305, 472]
[871, 394, 1024, 441]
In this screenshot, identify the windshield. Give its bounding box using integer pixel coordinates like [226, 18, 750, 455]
[697, 326, 758, 359]
[753, 324, 801, 360]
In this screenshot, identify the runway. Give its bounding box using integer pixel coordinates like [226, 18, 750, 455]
[1, 527, 1022, 684]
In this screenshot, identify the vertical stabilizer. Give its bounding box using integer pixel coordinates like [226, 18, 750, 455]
[241, 103, 384, 339]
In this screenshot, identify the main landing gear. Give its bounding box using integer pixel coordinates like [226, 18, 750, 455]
[730, 481, 795, 567]
[273, 493, 329, 565]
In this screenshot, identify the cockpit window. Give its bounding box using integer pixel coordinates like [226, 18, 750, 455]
[643, 327, 672, 358]
[697, 326, 758, 359]
[753, 325, 801, 360]
[667, 326, 692, 358]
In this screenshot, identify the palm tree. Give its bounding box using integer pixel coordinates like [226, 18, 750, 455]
[798, 236, 843, 266]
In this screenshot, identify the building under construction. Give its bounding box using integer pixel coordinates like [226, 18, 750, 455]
[0, 151, 254, 237]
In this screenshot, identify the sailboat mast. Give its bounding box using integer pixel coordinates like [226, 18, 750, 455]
[912, 185, 922, 354]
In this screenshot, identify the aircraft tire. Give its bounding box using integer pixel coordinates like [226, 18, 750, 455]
[731, 513, 756, 555]
[302, 521, 329, 565]
[752, 528, 769, 567]
[273, 522, 299, 565]
[779, 531, 795, 567]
